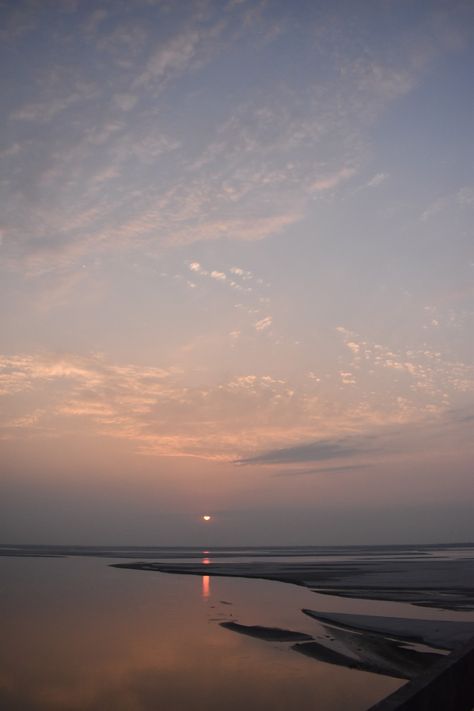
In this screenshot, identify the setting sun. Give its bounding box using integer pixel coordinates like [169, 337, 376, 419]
[1, 1, 473, 710]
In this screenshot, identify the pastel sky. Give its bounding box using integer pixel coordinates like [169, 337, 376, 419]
[1, 0, 473, 545]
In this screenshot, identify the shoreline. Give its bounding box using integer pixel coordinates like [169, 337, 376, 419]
[110, 557, 474, 681]
[111, 555, 474, 612]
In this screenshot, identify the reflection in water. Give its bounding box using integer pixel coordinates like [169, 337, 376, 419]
[202, 556, 211, 596]
[202, 575, 210, 598]
[0, 557, 402, 711]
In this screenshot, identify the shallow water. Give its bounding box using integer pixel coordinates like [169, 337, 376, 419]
[0, 555, 404, 711]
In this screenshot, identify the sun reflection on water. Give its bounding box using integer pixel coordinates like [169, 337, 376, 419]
[201, 553, 211, 598]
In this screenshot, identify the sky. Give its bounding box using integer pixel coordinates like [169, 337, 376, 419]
[0, 0, 473, 546]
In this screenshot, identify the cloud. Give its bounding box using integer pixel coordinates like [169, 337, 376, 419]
[3, 0, 471, 279]
[113, 93, 138, 111]
[446, 406, 474, 425]
[255, 316, 272, 331]
[237, 435, 374, 465]
[272, 463, 372, 477]
[421, 184, 474, 221]
[165, 213, 302, 247]
[0, 340, 472, 462]
[0, 142, 22, 158]
[31, 267, 93, 311]
[92, 165, 121, 184]
[456, 186, 474, 205]
[0, 353, 173, 398]
[0, 347, 401, 461]
[236, 404, 474, 468]
[134, 30, 202, 87]
[133, 16, 226, 90]
[0, 354, 309, 459]
[185, 261, 266, 299]
[340, 371, 356, 385]
[310, 167, 355, 192]
[11, 83, 97, 123]
[335, 325, 474, 400]
[210, 270, 226, 281]
[83, 8, 108, 35]
[366, 172, 388, 188]
[421, 197, 446, 222]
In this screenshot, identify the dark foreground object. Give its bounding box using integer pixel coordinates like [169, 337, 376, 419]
[367, 637, 474, 711]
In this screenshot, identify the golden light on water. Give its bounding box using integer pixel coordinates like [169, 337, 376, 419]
[202, 575, 210, 599]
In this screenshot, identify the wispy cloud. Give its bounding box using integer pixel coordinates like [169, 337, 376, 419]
[420, 184, 474, 222]
[310, 167, 355, 192]
[272, 463, 372, 477]
[112, 93, 138, 112]
[133, 24, 221, 89]
[366, 172, 388, 188]
[0, 354, 304, 458]
[2, 346, 457, 462]
[237, 408, 474, 469]
[237, 435, 374, 466]
[11, 83, 97, 123]
[4, 0, 454, 274]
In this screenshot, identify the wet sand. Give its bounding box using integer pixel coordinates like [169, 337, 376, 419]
[301, 610, 474, 649]
[220, 621, 313, 641]
[219, 617, 442, 679]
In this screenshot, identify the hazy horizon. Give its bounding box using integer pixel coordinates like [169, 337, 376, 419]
[1, 0, 473, 547]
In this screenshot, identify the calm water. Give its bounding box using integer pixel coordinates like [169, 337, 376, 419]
[0, 554, 405, 711]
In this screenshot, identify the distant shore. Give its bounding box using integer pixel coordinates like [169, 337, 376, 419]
[112, 551, 474, 611]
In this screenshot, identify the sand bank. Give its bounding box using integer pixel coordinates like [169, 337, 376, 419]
[112, 555, 474, 611]
[218, 613, 444, 679]
[220, 621, 312, 641]
[301, 610, 474, 649]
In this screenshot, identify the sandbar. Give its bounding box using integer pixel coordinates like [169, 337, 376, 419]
[112, 554, 474, 611]
[220, 621, 313, 641]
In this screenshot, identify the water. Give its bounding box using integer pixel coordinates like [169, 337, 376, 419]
[0, 554, 404, 711]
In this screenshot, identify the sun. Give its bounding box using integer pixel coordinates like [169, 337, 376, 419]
[202, 514, 211, 522]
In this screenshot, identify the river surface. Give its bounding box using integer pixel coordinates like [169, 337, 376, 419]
[0, 553, 406, 711]
[2, 544, 474, 710]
